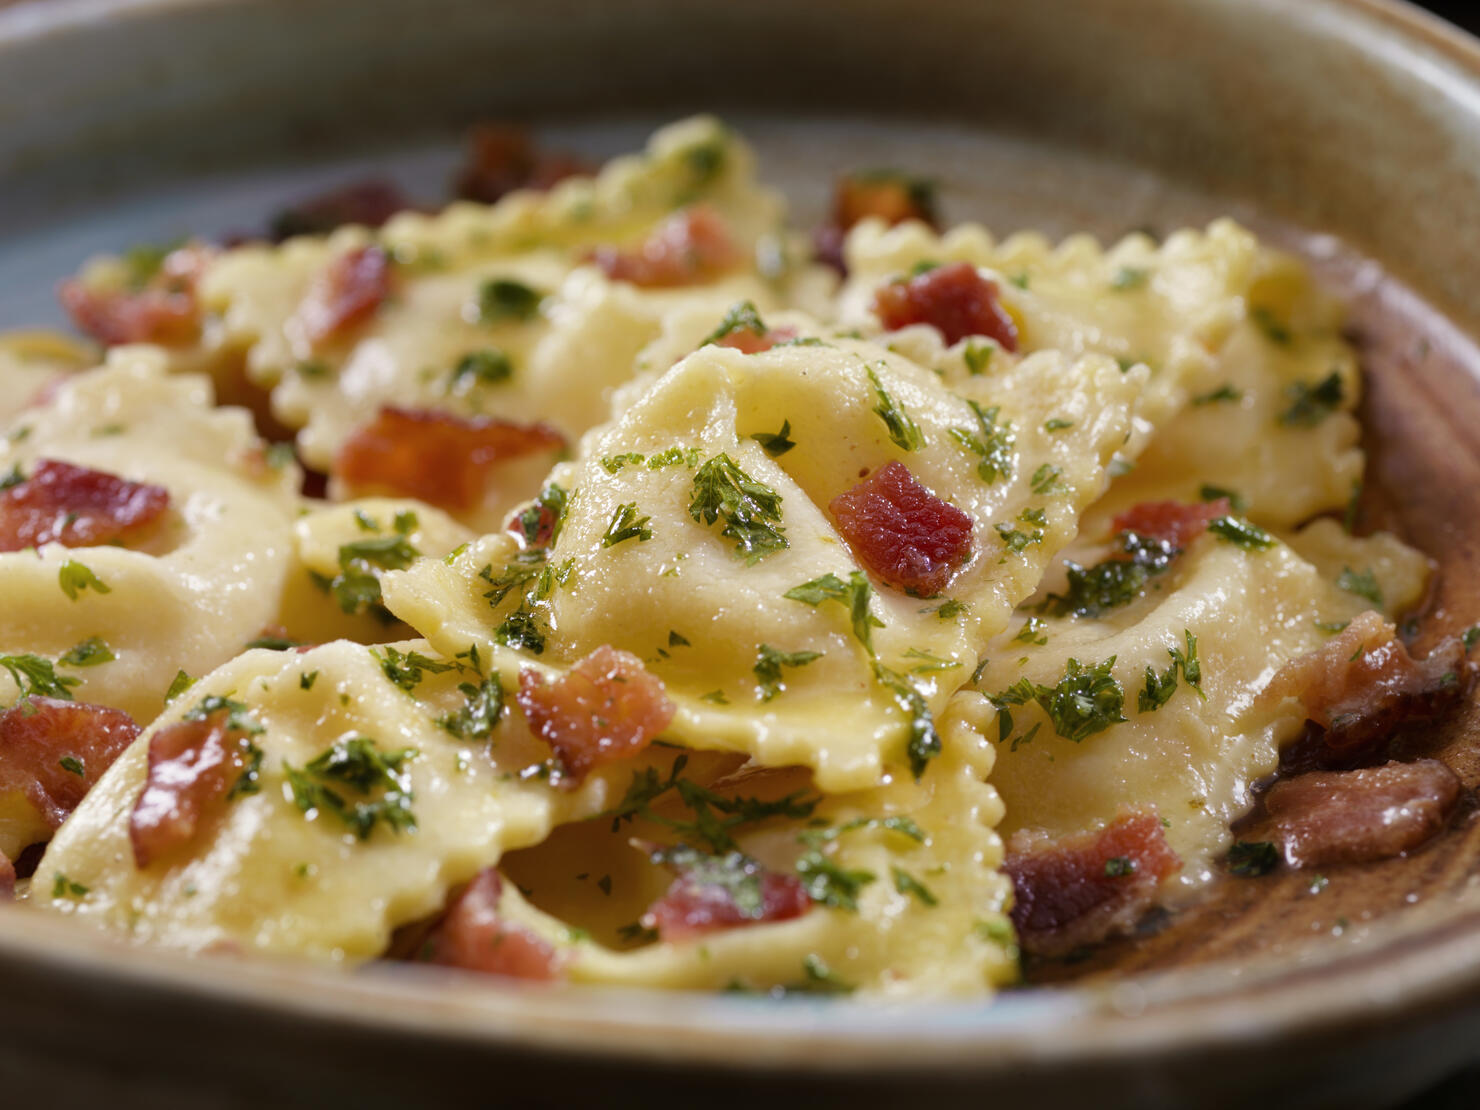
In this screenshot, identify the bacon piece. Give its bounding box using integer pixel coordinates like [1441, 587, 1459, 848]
[516, 645, 675, 786]
[1110, 498, 1230, 550]
[423, 868, 561, 980]
[642, 855, 810, 941]
[0, 698, 139, 840]
[713, 325, 797, 355]
[58, 244, 212, 347]
[0, 851, 13, 899]
[0, 459, 170, 552]
[129, 710, 257, 868]
[1266, 611, 1471, 768]
[270, 180, 415, 241]
[590, 205, 740, 288]
[814, 171, 939, 273]
[1262, 759, 1461, 868]
[334, 406, 564, 511]
[452, 124, 589, 204]
[1005, 811, 1181, 958]
[296, 244, 393, 344]
[872, 261, 1018, 351]
[829, 459, 973, 597]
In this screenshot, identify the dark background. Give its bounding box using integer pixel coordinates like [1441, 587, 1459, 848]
[1421, 0, 1479, 34]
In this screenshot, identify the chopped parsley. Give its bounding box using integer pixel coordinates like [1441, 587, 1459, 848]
[1463, 625, 1480, 652]
[374, 645, 456, 693]
[480, 550, 546, 608]
[58, 755, 85, 777]
[51, 873, 89, 899]
[935, 599, 967, 619]
[601, 501, 654, 547]
[601, 452, 645, 474]
[891, 866, 939, 906]
[990, 656, 1126, 744]
[1043, 417, 1074, 432]
[164, 669, 196, 702]
[1227, 841, 1280, 877]
[1030, 463, 1066, 495]
[749, 419, 796, 457]
[58, 636, 116, 668]
[688, 453, 789, 563]
[994, 521, 1043, 556]
[476, 277, 542, 324]
[1250, 306, 1293, 346]
[316, 534, 420, 617]
[1013, 617, 1048, 646]
[648, 843, 771, 917]
[450, 348, 513, 390]
[1337, 566, 1383, 606]
[799, 954, 854, 994]
[1207, 515, 1275, 551]
[872, 662, 941, 777]
[512, 482, 569, 548]
[1041, 531, 1177, 618]
[300, 670, 319, 691]
[796, 850, 876, 912]
[495, 601, 549, 655]
[1138, 631, 1204, 712]
[245, 633, 302, 652]
[184, 694, 264, 736]
[1192, 384, 1243, 405]
[437, 674, 504, 743]
[702, 300, 767, 346]
[285, 736, 417, 840]
[0, 653, 79, 704]
[963, 340, 996, 376]
[1103, 856, 1136, 878]
[1280, 371, 1344, 426]
[0, 464, 25, 490]
[950, 400, 1015, 484]
[903, 647, 959, 674]
[783, 571, 882, 654]
[753, 644, 822, 701]
[1199, 484, 1248, 512]
[1110, 266, 1150, 291]
[866, 365, 925, 452]
[58, 560, 110, 601]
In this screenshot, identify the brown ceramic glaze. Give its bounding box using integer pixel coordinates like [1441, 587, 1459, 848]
[4, 1, 1480, 1107]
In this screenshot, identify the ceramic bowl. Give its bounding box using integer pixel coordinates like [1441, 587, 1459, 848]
[2, 1, 1480, 1106]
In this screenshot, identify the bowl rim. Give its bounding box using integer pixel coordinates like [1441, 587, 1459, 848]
[3, 0, 1480, 1084]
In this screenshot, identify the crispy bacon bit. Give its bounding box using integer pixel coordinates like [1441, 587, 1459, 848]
[1110, 499, 1230, 550]
[516, 645, 675, 786]
[1266, 611, 1472, 769]
[829, 459, 973, 597]
[713, 325, 797, 355]
[0, 851, 13, 899]
[297, 244, 393, 344]
[0, 698, 139, 840]
[590, 205, 740, 288]
[270, 180, 415, 241]
[642, 858, 810, 941]
[1005, 811, 1182, 958]
[872, 261, 1018, 351]
[129, 710, 256, 869]
[423, 868, 561, 980]
[334, 406, 564, 511]
[814, 171, 940, 272]
[1263, 759, 1461, 867]
[452, 124, 589, 204]
[58, 244, 212, 347]
[0, 459, 170, 553]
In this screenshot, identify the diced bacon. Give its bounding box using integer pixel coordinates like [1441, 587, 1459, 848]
[0, 851, 13, 899]
[58, 244, 213, 347]
[1262, 759, 1461, 867]
[129, 710, 257, 868]
[814, 171, 939, 273]
[1266, 611, 1471, 767]
[296, 245, 394, 344]
[516, 645, 675, 786]
[830, 459, 973, 597]
[713, 325, 797, 355]
[642, 855, 811, 941]
[1110, 499, 1230, 550]
[0, 458, 170, 552]
[590, 205, 740, 288]
[872, 261, 1018, 351]
[0, 698, 139, 838]
[1004, 811, 1181, 958]
[333, 406, 564, 511]
[452, 124, 589, 204]
[423, 868, 561, 980]
[270, 180, 415, 241]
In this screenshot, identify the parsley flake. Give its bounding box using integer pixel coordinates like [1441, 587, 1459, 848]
[749, 419, 796, 458]
[1227, 841, 1280, 877]
[783, 571, 882, 654]
[866, 365, 925, 452]
[1207, 515, 1275, 551]
[602, 501, 654, 548]
[450, 348, 513, 391]
[374, 646, 456, 693]
[476, 278, 542, 324]
[753, 644, 822, 701]
[1280, 371, 1344, 426]
[0, 653, 79, 704]
[950, 400, 1015, 484]
[689, 453, 789, 563]
[796, 851, 876, 912]
[285, 737, 417, 840]
[1337, 566, 1383, 606]
[1192, 384, 1243, 405]
[58, 561, 110, 601]
[703, 300, 767, 346]
[58, 755, 85, 777]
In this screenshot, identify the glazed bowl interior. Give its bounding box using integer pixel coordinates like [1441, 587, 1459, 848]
[3, 1, 1480, 1106]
